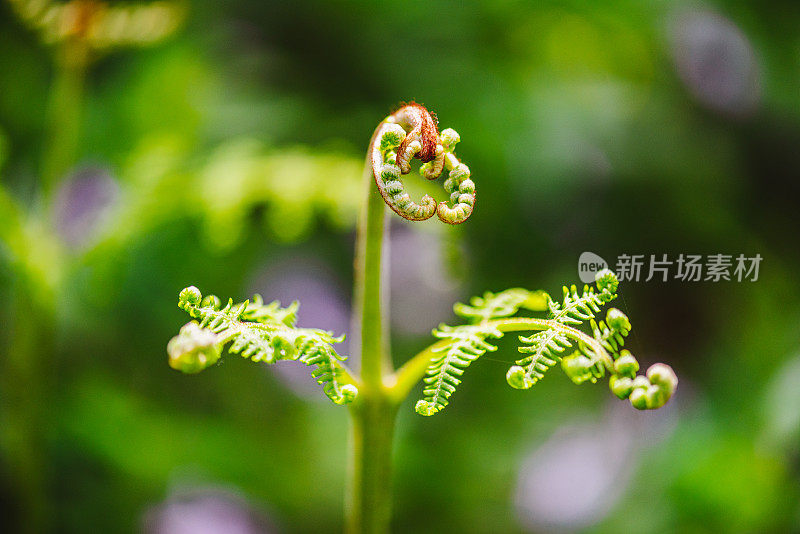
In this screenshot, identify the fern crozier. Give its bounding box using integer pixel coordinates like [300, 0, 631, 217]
[371, 103, 476, 225]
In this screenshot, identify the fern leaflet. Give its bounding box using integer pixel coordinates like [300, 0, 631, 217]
[507, 277, 619, 390]
[168, 286, 357, 405]
[415, 323, 503, 416]
[453, 288, 549, 324]
[413, 269, 675, 415]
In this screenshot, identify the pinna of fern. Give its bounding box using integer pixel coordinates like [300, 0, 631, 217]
[167, 286, 357, 405]
[414, 269, 677, 416]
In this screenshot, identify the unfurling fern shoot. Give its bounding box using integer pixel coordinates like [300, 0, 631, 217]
[166, 102, 677, 534]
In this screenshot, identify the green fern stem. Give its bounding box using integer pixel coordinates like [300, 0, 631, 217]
[346, 121, 395, 534]
[353, 123, 391, 385]
[346, 394, 397, 534]
[1, 167, 62, 534]
[2, 284, 53, 534]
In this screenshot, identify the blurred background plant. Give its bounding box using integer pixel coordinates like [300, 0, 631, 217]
[0, 0, 798, 533]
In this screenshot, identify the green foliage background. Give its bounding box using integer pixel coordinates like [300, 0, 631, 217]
[1, 0, 799, 532]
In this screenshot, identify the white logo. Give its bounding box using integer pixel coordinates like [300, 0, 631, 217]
[578, 251, 608, 283]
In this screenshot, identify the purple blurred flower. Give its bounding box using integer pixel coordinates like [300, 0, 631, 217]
[143, 486, 277, 534]
[514, 398, 679, 531]
[389, 222, 460, 336]
[671, 9, 761, 117]
[53, 166, 119, 250]
[247, 256, 351, 399]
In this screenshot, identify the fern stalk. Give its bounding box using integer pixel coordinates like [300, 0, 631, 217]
[0, 40, 89, 534]
[345, 121, 396, 534]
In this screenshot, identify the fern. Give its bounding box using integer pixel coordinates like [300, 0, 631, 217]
[413, 288, 548, 415]
[9, 0, 184, 51]
[558, 306, 634, 385]
[415, 269, 677, 415]
[371, 103, 476, 224]
[548, 281, 616, 324]
[507, 329, 572, 389]
[168, 286, 357, 405]
[414, 323, 503, 416]
[453, 288, 548, 324]
[162, 102, 679, 532]
[591, 308, 631, 355]
[501, 275, 618, 388]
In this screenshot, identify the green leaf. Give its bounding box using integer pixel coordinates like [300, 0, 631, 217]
[169, 286, 357, 405]
[413, 268, 676, 415]
[509, 271, 619, 389]
[507, 329, 572, 390]
[453, 288, 548, 324]
[415, 323, 503, 416]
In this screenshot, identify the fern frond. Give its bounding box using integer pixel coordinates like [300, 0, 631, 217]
[507, 274, 619, 390]
[411, 268, 677, 415]
[8, 0, 184, 51]
[453, 288, 548, 324]
[169, 286, 357, 405]
[241, 294, 299, 327]
[547, 283, 617, 326]
[414, 323, 503, 416]
[196, 142, 363, 249]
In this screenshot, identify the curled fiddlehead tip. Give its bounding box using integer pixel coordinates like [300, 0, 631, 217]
[613, 350, 639, 377]
[372, 103, 475, 224]
[179, 286, 202, 307]
[167, 321, 221, 374]
[608, 352, 678, 410]
[595, 268, 619, 294]
[506, 365, 534, 390]
[414, 399, 438, 416]
[338, 384, 359, 405]
[643, 363, 679, 407]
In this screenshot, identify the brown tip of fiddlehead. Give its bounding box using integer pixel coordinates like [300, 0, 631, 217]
[393, 102, 439, 163]
[371, 103, 474, 224]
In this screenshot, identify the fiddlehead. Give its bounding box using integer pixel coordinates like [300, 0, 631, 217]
[372, 122, 436, 221]
[410, 270, 678, 415]
[371, 103, 476, 224]
[168, 286, 357, 405]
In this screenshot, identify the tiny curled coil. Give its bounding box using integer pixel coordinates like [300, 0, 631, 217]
[371, 103, 475, 224]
